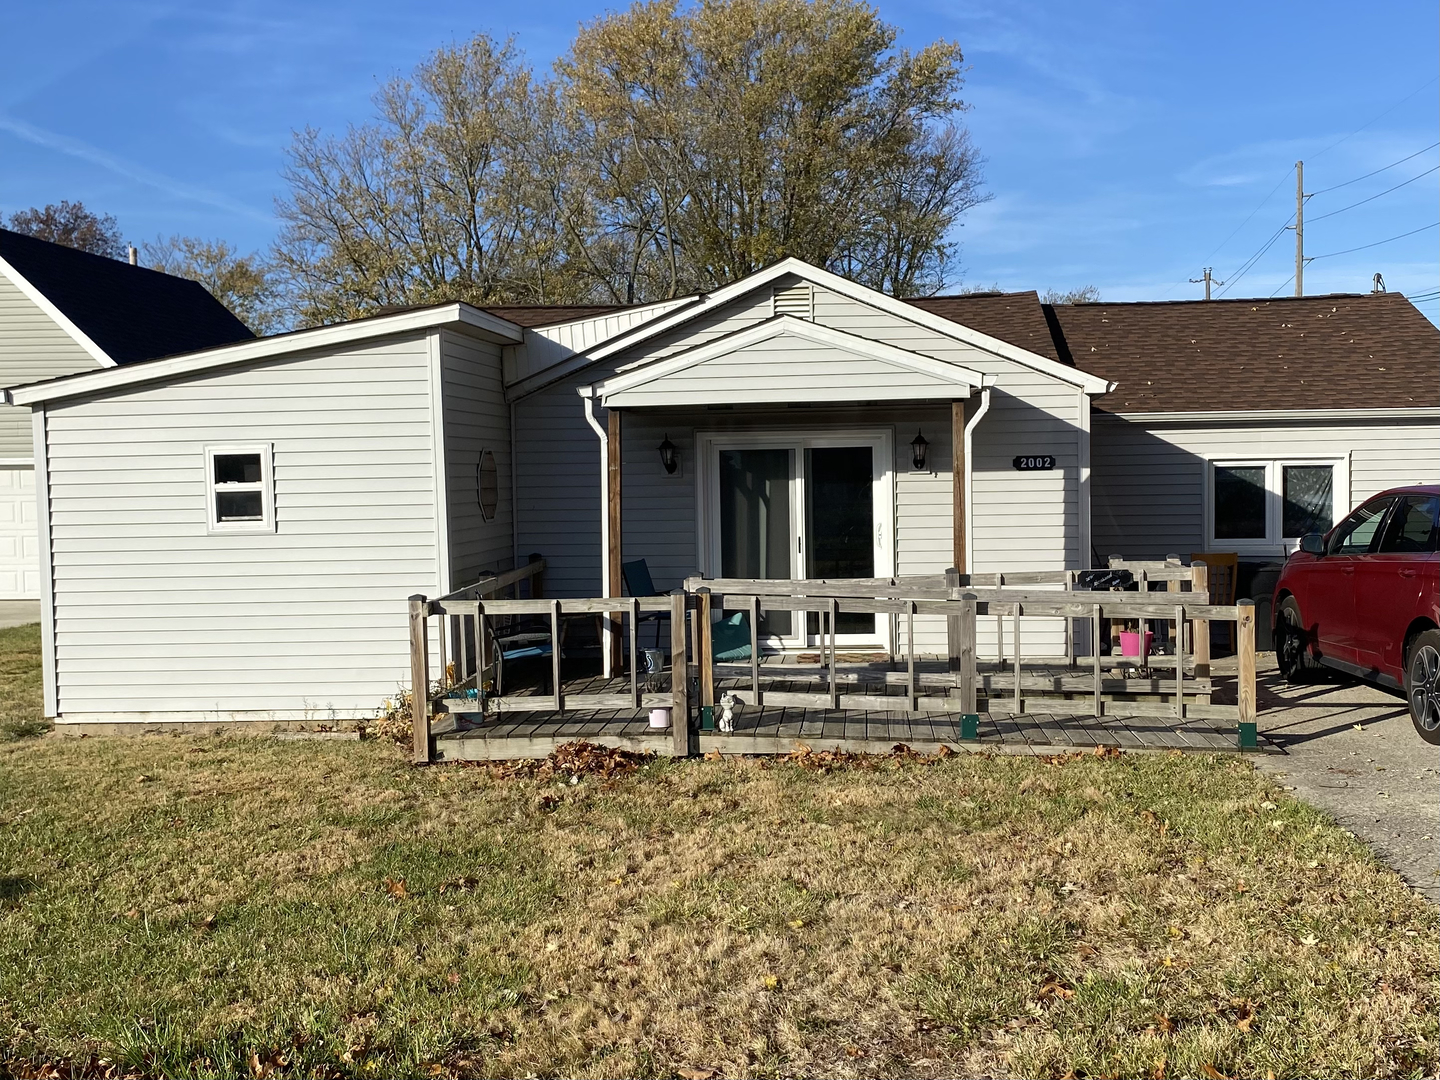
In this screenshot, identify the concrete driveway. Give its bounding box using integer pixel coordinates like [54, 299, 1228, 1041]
[0, 600, 39, 629]
[1246, 653, 1440, 903]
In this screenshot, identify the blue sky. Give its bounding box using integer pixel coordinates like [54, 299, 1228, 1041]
[2, 1, 1437, 321]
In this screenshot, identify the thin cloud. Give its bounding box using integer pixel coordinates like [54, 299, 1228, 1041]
[0, 112, 272, 223]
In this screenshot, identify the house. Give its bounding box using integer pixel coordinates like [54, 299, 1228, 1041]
[0, 228, 253, 598]
[4, 255, 1437, 727]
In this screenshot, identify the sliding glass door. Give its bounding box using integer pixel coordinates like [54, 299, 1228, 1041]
[704, 430, 893, 649]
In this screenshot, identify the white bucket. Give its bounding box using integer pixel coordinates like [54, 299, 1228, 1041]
[648, 707, 672, 730]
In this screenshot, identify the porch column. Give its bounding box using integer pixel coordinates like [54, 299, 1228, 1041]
[952, 400, 966, 574]
[606, 407, 624, 676]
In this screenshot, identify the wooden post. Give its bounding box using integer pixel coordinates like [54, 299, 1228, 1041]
[408, 595, 430, 765]
[670, 591, 690, 756]
[528, 552, 544, 599]
[959, 593, 977, 714]
[952, 401, 966, 574]
[828, 597, 840, 710]
[1065, 570, 1076, 666]
[1192, 562, 1211, 678]
[1012, 602, 1022, 713]
[606, 409, 623, 676]
[906, 601, 918, 712]
[698, 588, 714, 708]
[1237, 599, 1257, 748]
[1174, 603, 1185, 720]
[629, 597, 640, 709]
[945, 567, 962, 672]
[550, 600, 564, 713]
[749, 595, 761, 707]
[1091, 603, 1102, 717]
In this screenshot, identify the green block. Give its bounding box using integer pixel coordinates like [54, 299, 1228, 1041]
[960, 713, 980, 741]
[700, 705, 715, 732]
[1237, 721, 1258, 750]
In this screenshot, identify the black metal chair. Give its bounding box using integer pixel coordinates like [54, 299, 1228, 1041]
[621, 558, 670, 651]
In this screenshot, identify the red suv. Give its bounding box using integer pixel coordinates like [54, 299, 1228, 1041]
[1273, 484, 1440, 744]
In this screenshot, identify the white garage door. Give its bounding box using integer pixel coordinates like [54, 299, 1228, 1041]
[0, 466, 40, 599]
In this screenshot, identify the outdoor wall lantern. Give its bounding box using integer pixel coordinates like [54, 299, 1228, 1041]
[658, 434, 680, 475]
[910, 429, 929, 471]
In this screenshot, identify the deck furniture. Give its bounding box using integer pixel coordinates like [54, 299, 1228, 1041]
[1190, 552, 1238, 652]
[621, 559, 671, 652]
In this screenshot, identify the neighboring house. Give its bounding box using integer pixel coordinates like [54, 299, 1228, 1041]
[0, 228, 253, 597]
[5, 256, 1436, 726]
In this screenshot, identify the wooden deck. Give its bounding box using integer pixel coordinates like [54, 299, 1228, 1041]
[432, 667, 1272, 761]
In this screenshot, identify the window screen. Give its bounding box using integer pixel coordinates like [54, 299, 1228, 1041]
[1282, 465, 1333, 537]
[206, 445, 272, 531]
[1214, 466, 1266, 539]
[1378, 496, 1439, 553]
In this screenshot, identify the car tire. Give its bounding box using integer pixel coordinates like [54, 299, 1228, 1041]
[1275, 596, 1321, 683]
[1404, 629, 1440, 746]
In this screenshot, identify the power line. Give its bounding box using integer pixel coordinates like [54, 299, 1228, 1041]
[1156, 165, 1294, 300]
[1310, 141, 1440, 195]
[1269, 274, 1295, 297]
[1307, 222, 1439, 261]
[1308, 164, 1440, 223]
[1311, 76, 1440, 161]
[1215, 215, 1294, 296]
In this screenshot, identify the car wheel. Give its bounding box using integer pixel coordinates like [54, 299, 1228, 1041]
[1404, 629, 1440, 746]
[1275, 597, 1320, 682]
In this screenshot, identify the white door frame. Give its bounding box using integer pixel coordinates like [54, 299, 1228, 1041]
[695, 427, 895, 649]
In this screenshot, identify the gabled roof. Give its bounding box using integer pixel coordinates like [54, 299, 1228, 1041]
[0, 227, 255, 365]
[1046, 292, 1440, 414]
[484, 304, 626, 328]
[8, 301, 521, 406]
[595, 315, 987, 407]
[529, 258, 1111, 397]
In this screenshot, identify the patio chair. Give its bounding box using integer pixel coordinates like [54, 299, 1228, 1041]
[621, 559, 670, 651]
[1190, 551, 1238, 653]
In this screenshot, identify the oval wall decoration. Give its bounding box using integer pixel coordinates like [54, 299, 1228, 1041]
[477, 449, 499, 521]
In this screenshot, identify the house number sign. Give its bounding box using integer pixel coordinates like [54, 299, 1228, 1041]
[1012, 455, 1055, 470]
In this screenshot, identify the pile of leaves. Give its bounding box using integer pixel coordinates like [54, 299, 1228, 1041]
[476, 741, 655, 782]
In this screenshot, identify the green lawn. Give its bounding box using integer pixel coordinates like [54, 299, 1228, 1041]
[0, 629, 1435, 1079]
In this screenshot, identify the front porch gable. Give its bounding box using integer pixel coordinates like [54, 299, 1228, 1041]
[596, 315, 985, 408]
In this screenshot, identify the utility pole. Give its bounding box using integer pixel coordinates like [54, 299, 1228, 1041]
[1189, 267, 1224, 300]
[1294, 161, 1304, 296]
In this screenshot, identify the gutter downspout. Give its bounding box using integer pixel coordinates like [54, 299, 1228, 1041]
[962, 384, 992, 574]
[578, 387, 613, 673]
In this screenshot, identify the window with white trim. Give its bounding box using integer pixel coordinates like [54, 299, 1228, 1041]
[205, 444, 274, 533]
[1209, 458, 1342, 554]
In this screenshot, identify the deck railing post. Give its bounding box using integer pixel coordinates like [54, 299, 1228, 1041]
[945, 567, 962, 672]
[697, 588, 714, 711]
[527, 552, 544, 599]
[1237, 599, 1257, 749]
[959, 593, 977, 714]
[671, 591, 690, 756]
[408, 595, 431, 765]
[1192, 562, 1211, 678]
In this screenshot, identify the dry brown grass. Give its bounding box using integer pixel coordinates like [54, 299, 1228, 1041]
[1, 725, 1436, 1079]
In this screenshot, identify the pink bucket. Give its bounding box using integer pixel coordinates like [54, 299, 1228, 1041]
[1119, 630, 1154, 661]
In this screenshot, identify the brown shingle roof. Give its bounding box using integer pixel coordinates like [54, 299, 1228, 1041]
[483, 304, 625, 328]
[907, 291, 1062, 363]
[1047, 292, 1440, 413]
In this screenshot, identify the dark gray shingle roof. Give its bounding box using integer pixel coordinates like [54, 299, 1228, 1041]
[0, 227, 254, 364]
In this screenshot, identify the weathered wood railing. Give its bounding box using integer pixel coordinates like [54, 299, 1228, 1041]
[408, 561, 690, 763]
[683, 568, 1257, 746]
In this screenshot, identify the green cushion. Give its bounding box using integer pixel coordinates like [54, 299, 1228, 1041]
[711, 611, 752, 662]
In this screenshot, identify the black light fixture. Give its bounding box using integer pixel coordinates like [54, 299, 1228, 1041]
[910, 429, 929, 471]
[658, 434, 679, 475]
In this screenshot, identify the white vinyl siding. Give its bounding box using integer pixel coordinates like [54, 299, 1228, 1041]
[440, 329, 512, 588]
[1091, 412, 1440, 560]
[42, 334, 442, 720]
[0, 271, 105, 458]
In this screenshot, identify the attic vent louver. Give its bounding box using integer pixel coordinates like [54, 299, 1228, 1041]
[772, 282, 813, 320]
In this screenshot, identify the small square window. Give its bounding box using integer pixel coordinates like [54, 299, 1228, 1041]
[205, 445, 274, 533]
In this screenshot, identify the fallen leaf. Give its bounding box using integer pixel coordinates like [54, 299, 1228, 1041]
[762, 974, 779, 990]
[1201, 1065, 1232, 1080]
[1151, 1013, 1176, 1034]
[1151, 1056, 1167, 1080]
[1299, 933, 1319, 946]
[383, 877, 409, 900]
[787, 919, 805, 929]
[446, 972, 461, 985]
[677, 1069, 717, 1080]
